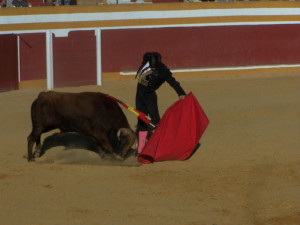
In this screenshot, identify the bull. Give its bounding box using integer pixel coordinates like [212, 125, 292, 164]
[27, 91, 137, 162]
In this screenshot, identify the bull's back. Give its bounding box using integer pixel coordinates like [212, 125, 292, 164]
[32, 91, 130, 132]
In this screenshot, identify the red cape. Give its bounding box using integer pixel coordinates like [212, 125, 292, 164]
[138, 92, 209, 164]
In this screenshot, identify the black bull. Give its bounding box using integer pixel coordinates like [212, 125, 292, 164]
[27, 91, 137, 161]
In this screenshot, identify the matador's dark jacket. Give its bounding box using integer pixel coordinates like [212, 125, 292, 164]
[136, 63, 186, 96]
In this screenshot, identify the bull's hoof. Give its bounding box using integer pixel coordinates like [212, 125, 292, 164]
[113, 154, 124, 161]
[33, 151, 41, 158]
[98, 152, 106, 159]
[27, 157, 35, 162]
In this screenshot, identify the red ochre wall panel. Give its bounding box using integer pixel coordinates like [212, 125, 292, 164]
[101, 24, 300, 73]
[0, 34, 18, 91]
[19, 33, 47, 81]
[53, 30, 97, 88]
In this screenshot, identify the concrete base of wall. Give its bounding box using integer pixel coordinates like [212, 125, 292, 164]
[19, 79, 47, 89]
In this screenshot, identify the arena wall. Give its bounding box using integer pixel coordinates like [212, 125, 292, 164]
[0, 34, 18, 91]
[1, 2, 300, 89]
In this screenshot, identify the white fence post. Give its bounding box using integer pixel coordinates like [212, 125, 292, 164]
[46, 30, 54, 89]
[95, 28, 102, 86]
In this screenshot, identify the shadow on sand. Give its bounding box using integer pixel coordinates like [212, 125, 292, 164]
[37, 132, 140, 166]
[41, 132, 99, 155]
[185, 143, 201, 160]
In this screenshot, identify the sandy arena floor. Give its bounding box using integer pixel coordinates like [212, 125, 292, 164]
[0, 74, 299, 225]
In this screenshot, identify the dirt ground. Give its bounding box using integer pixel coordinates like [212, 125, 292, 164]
[0, 74, 299, 225]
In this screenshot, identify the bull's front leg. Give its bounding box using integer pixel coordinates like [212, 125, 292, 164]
[96, 145, 106, 158]
[94, 131, 123, 161]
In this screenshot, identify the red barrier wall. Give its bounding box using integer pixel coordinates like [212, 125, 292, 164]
[0, 34, 18, 91]
[19, 33, 47, 81]
[53, 30, 97, 88]
[101, 24, 300, 73]
[8, 23, 300, 89]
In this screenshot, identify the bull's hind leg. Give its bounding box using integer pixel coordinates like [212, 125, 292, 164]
[34, 136, 42, 158]
[27, 129, 42, 162]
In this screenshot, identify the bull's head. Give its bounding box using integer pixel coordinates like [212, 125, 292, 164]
[116, 128, 138, 159]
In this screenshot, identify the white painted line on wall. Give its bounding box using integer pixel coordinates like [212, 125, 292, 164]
[1, 8, 300, 25]
[1, 21, 300, 35]
[120, 64, 300, 75]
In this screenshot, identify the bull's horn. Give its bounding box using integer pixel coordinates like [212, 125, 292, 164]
[117, 128, 132, 140]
